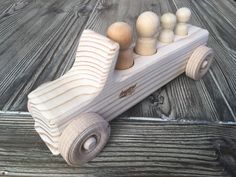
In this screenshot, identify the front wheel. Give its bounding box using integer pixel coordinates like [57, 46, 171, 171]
[186, 45, 214, 80]
[59, 113, 110, 166]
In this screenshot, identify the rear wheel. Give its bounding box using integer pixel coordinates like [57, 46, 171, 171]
[59, 113, 110, 166]
[186, 45, 214, 80]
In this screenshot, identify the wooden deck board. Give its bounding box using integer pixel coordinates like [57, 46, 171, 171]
[0, 0, 97, 111]
[0, 114, 235, 177]
[0, 0, 235, 122]
[0, 0, 236, 176]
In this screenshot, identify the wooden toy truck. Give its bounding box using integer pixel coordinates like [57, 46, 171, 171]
[28, 10, 214, 166]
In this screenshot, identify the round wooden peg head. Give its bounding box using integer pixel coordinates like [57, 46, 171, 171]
[136, 11, 160, 37]
[176, 7, 191, 23]
[106, 22, 132, 50]
[161, 13, 176, 30]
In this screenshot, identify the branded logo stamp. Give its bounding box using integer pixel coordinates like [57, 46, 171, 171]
[119, 84, 137, 98]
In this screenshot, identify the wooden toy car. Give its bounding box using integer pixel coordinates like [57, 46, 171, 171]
[28, 10, 214, 166]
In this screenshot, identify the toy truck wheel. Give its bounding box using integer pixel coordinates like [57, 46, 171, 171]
[186, 45, 214, 80]
[59, 113, 110, 166]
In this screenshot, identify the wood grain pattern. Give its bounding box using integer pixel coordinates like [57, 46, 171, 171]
[0, 0, 97, 111]
[27, 25, 212, 157]
[169, 0, 236, 121]
[120, 0, 236, 122]
[1, 0, 235, 123]
[0, 114, 235, 177]
[0, 0, 235, 175]
[28, 30, 119, 154]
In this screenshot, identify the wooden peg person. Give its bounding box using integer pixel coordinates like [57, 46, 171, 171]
[135, 11, 160, 56]
[175, 7, 191, 36]
[107, 22, 133, 70]
[159, 13, 176, 43]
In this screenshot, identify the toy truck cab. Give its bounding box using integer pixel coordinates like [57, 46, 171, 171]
[28, 25, 214, 166]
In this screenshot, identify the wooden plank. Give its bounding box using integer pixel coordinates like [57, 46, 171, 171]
[84, 0, 235, 121]
[27, 26, 212, 154]
[0, 0, 97, 111]
[166, 0, 236, 119]
[122, 0, 236, 122]
[0, 0, 235, 122]
[0, 114, 235, 177]
[194, 0, 236, 120]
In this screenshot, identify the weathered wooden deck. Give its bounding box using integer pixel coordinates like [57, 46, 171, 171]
[0, 0, 235, 176]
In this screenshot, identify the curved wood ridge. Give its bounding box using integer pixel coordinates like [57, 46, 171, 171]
[27, 30, 119, 154]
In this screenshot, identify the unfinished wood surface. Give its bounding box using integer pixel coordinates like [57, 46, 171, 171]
[27, 29, 119, 155]
[0, 0, 235, 123]
[59, 113, 110, 166]
[107, 22, 134, 69]
[28, 25, 212, 157]
[135, 11, 160, 55]
[0, 114, 236, 177]
[0, 0, 97, 111]
[0, 0, 235, 175]
[175, 7, 191, 36]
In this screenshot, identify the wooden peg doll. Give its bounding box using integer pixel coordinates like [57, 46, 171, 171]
[175, 7, 191, 36]
[159, 13, 176, 43]
[107, 22, 134, 70]
[135, 11, 160, 56]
